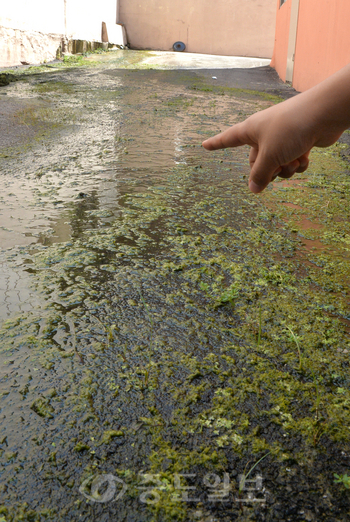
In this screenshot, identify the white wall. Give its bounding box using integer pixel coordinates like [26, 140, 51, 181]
[0, 0, 65, 34]
[0, 0, 65, 68]
[66, 0, 117, 41]
[0, 0, 118, 67]
[0, 0, 117, 38]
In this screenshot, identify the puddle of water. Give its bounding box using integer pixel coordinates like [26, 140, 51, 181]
[1, 60, 350, 521]
[0, 68, 255, 322]
[0, 249, 40, 318]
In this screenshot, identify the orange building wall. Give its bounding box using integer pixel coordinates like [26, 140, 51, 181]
[272, 0, 350, 91]
[293, 0, 350, 91]
[270, 0, 291, 82]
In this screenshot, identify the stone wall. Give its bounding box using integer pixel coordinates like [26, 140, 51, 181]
[0, 27, 63, 68]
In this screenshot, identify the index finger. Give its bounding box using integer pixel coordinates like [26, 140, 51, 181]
[202, 122, 255, 151]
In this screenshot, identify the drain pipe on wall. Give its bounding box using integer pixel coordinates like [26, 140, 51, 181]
[116, 0, 120, 24]
[64, 0, 67, 35]
[285, 0, 300, 83]
[61, 0, 68, 53]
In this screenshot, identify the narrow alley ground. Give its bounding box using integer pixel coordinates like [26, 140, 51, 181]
[0, 50, 350, 522]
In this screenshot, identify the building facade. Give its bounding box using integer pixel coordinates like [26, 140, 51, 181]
[271, 0, 350, 91]
[1, 0, 277, 68]
[118, 0, 276, 59]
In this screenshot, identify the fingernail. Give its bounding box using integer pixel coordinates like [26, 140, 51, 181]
[249, 181, 262, 194]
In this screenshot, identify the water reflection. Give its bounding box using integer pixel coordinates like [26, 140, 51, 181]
[0, 67, 256, 322]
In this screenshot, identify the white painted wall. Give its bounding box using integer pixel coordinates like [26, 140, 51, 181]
[0, 0, 117, 40]
[66, 0, 117, 41]
[0, 0, 118, 67]
[0, 0, 65, 34]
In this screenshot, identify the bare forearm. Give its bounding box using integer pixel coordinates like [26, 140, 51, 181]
[305, 63, 350, 146]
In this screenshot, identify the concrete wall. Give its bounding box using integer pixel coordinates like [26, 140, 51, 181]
[0, 28, 63, 68]
[0, 0, 117, 67]
[0, 0, 65, 34]
[66, 0, 117, 41]
[271, 0, 350, 91]
[270, 0, 291, 81]
[119, 0, 276, 58]
[293, 0, 350, 91]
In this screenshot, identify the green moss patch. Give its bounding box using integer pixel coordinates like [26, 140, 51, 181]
[0, 57, 349, 521]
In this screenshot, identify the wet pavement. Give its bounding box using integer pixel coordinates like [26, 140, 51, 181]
[0, 51, 350, 522]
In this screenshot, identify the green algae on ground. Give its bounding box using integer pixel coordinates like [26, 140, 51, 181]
[2, 159, 350, 519]
[264, 144, 350, 308]
[1, 58, 350, 521]
[0, 73, 18, 86]
[189, 81, 285, 104]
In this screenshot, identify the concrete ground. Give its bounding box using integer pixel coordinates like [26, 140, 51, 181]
[93, 49, 296, 98]
[139, 50, 271, 70]
[0, 50, 271, 72]
[1, 52, 350, 522]
[125, 50, 295, 98]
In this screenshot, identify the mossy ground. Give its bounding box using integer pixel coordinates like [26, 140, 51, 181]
[0, 53, 349, 521]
